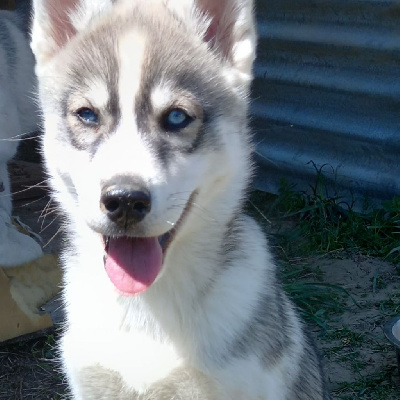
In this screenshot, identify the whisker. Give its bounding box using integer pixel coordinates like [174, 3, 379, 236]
[0, 137, 40, 142]
[1, 179, 50, 199]
[12, 195, 48, 209]
[168, 202, 217, 223]
[17, 184, 50, 189]
[191, 202, 217, 223]
[0, 131, 41, 141]
[38, 198, 57, 230]
[40, 197, 54, 219]
[43, 226, 62, 249]
[169, 198, 213, 216]
[39, 210, 58, 231]
[40, 215, 60, 234]
[39, 207, 57, 219]
[167, 191, 193, 199]
[12, 216, 43, 244]
[248, 199, 271, 224]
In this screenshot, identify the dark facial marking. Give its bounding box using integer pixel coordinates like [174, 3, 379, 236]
[61, 25, 121, 153]
[132, 11, 234, 165]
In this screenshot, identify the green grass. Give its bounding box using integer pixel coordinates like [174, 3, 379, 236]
[379, 293, 400, 315]
[321, 320, 399, 399]
[248, 180, 400, 327]
[247, 168, 400, 399]
[333, 366, 398, 400]
[247, 165, 400, 324]
[249, 180, 400, 264]
[320, 325, 399, 399]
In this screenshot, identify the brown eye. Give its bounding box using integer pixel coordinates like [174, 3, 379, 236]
[75, 107, 99, 125]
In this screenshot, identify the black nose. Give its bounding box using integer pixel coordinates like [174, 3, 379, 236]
[100, 183, 151, 227]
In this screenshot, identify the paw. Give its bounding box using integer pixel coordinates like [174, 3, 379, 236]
[77, 366, 135, 400]
[76, 365, 223, 400]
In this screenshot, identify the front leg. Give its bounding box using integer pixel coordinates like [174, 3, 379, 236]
[61, 328, 187, 398]
[78, 365, 224, 400]
[77, 366, 134, 400]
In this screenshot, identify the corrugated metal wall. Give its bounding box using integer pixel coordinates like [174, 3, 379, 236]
[252, 0, 400, 205]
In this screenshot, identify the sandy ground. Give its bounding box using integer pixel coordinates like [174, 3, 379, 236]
[314, 254, 400, 398]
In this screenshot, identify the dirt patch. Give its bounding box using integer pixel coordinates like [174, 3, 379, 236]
[0, 334, 66, 400]
[314, 254, 400, 399]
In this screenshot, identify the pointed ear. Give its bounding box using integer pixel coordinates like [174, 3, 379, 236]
[166, 0, 256, 86]
[31, 0, 114, 68]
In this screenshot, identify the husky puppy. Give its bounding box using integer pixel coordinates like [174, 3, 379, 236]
[0, 4, 42, 267]
[31, 0, 331, 398]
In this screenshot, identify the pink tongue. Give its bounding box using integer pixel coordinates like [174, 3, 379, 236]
[104, 237, 162, 295]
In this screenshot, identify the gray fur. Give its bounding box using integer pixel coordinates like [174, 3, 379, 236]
[55, 7, 235, 161]
[15, 0, 32, 33]
[0, 15, 17, 71]
[232, 286, 294, 365]
[61, 29, 120, 152]
[289, 331, 331, 399]
[31, 0, 332, 398]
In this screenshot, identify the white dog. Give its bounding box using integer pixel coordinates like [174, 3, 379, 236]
[0, 5, 42, 267]
[31, 0, 331, 398]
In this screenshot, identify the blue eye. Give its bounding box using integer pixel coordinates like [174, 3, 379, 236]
[163, 109, 193, 131]
[76, 108, 99, 125]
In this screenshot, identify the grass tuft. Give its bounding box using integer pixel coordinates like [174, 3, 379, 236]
[249, 169, 400, 264]
[247, 165, 400, 328]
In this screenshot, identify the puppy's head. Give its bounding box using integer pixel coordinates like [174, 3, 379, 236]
[32, 0, 257, 294]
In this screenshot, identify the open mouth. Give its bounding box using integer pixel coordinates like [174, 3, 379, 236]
[102, 192, 196, 296]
